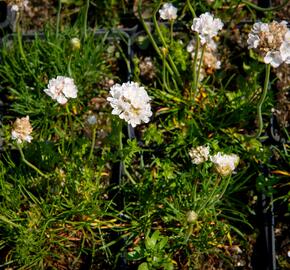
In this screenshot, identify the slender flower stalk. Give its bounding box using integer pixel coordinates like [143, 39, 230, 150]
[83, 0, 90, 39]
[118, 120, 136, 185]
[170, 20, 174, 45]
[152, 4, 182, 84]
[89, 127, 96, 161]
[194, 44, 206, 98]
[137, 0, 175, 79]
[192, 34, 200, 100]
[17, 144, 47, 178]
[186, 0, 196, 17]
[248, 64, 271, 138]
[56, 0, 62, 37]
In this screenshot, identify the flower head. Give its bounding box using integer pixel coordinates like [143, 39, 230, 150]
[8, 0, 29, 12]
[107, 82, 152, 127]
[210, 152, 239, 176]
[11, 116, 33, 143]
[44, 76, 78, 104]
[247, 21, 290, 68]
[189, 145, 210, 165]
[187, 39, 221, 78]
[159, 3, 178, 21]
[191, 12, 223, 45]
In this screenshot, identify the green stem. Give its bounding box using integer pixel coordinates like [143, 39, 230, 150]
[17, 144, 47, 178]
[56, 0, 62, 37]
[196, 176, 221, 216]
[185, 224, 193, 243]
[162, 53, 172, 93]
[248, 64, 271, 138]
[186, 0, 196, 17]
[170, 20, 174, 45]
[242, 0, 289, 11]
[194, 44, 206, 99]
[118, 121, 136, 185]
[83, 0, 90, 39]
[191, 35, 200, 101]
[152, 3, 182, 84]
[16, 13, 26, 64]
[137, 0, 175, 77]
[89, 127, 96, 161]
[68, 55, 72, 77]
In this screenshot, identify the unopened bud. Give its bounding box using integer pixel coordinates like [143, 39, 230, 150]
[161, 47, 168, 57]
[70, 38, 81, 51]
[186, 211, 198, 224]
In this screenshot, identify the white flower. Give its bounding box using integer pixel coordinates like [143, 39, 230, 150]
[280, 31, 290, 63]
[191, 12, 223, 45]
[189, 145, 210, 165]
[44, 76, 78, 104]
[210, 152, 239, 176]
[159, 3, 178, 21]
[107, 82, 152, 127]
[264, 51, 283, 68]
[11, 116, 33, 143]
[11, 5, 19, 12]
[247, 21, 290, 68]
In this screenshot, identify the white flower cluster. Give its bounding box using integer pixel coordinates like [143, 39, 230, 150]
[189, 145, 210, 165]
[247, 21, 290, 68]
[107, 82, 152, 128]
[44, 76, 78, 104]
[189, 145, 239, 176]
[210, 152, 239, 177]
[11, 116, 33, 143]
[159, 3, 178, 21]
[191, 12, 224, 45]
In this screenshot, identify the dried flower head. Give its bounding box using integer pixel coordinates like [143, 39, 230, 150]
[189, 145, 210, 165]
[187, 39, 221, 77]
[247, 21, 290, 67]
[210, 152, 239, 176]
[139, 57, 156, 80]
[44, 76, 78, 104]
[11, 116, 33, 143]
[107, 82, 152, 127]
[191, 12, 224, 45]
[159, 3, 178, 21]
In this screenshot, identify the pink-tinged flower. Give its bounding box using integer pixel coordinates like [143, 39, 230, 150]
[11, 116, 33, 143]
[44, 76, 78, 104]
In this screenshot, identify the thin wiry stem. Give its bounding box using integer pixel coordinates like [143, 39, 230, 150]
[17, 144, 47, 178]
[56, 0, 62, 37]
[89, 127, 96, 161]
[248, 64, 271, 138]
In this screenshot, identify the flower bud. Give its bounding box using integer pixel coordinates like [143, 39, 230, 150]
[186, 211, 198, 224]
[70, 37, 81, 51]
